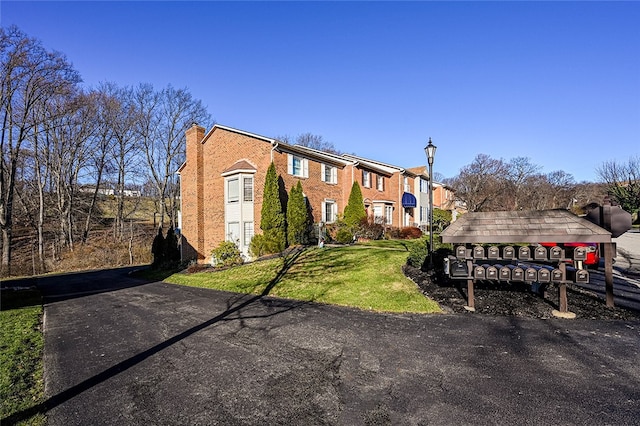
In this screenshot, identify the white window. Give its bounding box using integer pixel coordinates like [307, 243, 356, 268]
[385, 206, 393, 225]
[287, 154, 308, 178]
[227, 178, 239, 203]
[322, 200, 337, 223]
[227, 222, 240, 243]
[420, 178, 429, 193]
[243, 221, 254, 246]
[373, 205, 383, 224]
[362, 170, 371, 188]
[321, 164, 337, 184]
[377, 175, 384, 191]
[420, 206, 428, 222]
[243, 177, 253, 202]
[404, 177, 411, 192]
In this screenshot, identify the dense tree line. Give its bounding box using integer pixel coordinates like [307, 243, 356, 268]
[1, 26, 211, 275]
[597, 156, 640, 215]
[444, 154, 609, 213]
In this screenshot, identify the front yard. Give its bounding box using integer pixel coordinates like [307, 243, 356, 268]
[0, 289, 45, 425]
[165, 240, 441, 314]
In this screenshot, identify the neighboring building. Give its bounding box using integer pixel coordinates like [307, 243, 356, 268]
[406, 166, 465, 229]
[179, 124, 430, 263]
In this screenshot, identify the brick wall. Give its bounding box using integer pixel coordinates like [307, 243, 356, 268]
[181, 125, 418, 262]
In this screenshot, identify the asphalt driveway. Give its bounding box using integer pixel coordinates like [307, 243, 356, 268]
[15, 268, 640, 424]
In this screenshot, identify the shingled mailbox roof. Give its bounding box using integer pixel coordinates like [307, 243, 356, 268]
[440, 209, 611, 244]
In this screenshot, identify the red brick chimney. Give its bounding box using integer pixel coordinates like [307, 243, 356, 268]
[183, 123, 206, 260]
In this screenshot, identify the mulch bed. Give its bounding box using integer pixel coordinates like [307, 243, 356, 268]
[404, 265, 640, 320]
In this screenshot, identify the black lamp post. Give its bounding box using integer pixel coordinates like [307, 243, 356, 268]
[424, 138, 437, 268]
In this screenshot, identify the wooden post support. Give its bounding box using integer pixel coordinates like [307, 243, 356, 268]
[465, 278, 475, 312]
[559, 262, 568, 312]
[559, 283, 568, 313]
[604, 242, 614, 308]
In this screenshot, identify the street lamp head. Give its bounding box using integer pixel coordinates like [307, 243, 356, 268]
[424, 137, 437, 166]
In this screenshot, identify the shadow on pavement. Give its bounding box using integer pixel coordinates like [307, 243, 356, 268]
[2, 250, 304, 425]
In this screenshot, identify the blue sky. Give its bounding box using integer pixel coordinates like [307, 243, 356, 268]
[2, 1, 639, 182]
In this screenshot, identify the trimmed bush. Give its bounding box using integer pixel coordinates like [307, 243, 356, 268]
[407, 237, 430, 268]
[399, 227, 423, 239]
[211, 241, 243, 268]
[249, 233, 284, 258]
[357, 217, 384, 240]
[336, 228, 354, 244]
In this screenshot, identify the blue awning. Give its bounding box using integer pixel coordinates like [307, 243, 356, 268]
[402, 192, 417, 208]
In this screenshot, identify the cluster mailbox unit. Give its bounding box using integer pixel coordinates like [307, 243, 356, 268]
[439, 209, 622, 316]
[446, 243, 590, 285]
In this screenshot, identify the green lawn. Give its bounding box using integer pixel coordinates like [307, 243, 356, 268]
[0, 290, 45, 426]
[166, 240, 441, 314]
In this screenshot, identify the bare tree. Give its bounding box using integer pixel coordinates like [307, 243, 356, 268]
[295, 133, 340, 154]
[505, 157, 541, 210]
[597, 156, 640, 214]
[277, 132, 340, 154]
[445, 154, 509, 212]
[135, 84, 211, 228]
[0, 26, 80, 273]
[102, 83, 141, 240]
[79, 86, 116, 243]
[47, 92, 98, 253]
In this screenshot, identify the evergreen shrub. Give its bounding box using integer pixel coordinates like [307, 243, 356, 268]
[336, 228, 354, 244]
[211, 241, 243, 268]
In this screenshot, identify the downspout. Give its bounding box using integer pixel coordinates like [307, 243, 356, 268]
[271, 141, 279, 162]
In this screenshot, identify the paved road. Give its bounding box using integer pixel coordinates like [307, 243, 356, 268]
[613, 230, 640, 275]
[5, 268, 637, 425]
[572, 231, 640, 311]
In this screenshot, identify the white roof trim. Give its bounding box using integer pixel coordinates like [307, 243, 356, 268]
[274, 142, 352, 167]
[343, 154, 404, 174]
[343, 155, 402, 175]
[221, 169, 258, 177]
[204, 124, 276, 144]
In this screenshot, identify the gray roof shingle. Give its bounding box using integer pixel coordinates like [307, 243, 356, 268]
[440, 209, 611, 244]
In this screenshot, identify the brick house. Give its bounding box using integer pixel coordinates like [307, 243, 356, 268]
[178, 124, 432, 263]
[407, 166, 467, 227]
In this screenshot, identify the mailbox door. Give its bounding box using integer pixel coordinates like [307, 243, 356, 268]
[549, 246, 563, 260]
[534, 246, 547, 261]
[511, 267, 524, 282]
[473, 265, 486, 280]
[518, 246, 532, 260]
[537, 269, 551, 283]
[487, 246, 500, 259]
[499, 267, 511, 281]
[551, 268, 564, 283]
[473, 246, 485, 259]
[573, 246, 587, 261]
[502, 246, 515, 260]
[486, 266, 498, 280]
